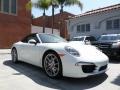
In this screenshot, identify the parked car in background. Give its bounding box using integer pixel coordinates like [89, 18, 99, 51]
[11, 33, 108, 78]
[92, 34, 120, 58]
[71, 36, 97, 45]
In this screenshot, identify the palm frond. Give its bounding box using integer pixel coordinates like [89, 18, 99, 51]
[26, 1, 32, 10]
[65, 0, 83, 10]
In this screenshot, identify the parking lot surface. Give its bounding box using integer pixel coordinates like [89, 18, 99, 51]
[0, 54, 120, 90]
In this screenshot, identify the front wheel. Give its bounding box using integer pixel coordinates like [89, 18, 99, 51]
[11, 48, 18, 63]
[43, 52, 62, 79]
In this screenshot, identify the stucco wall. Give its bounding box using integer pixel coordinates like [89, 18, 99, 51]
[67, 8, 120, 39]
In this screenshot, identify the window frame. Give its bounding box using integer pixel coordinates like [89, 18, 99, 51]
[21, 34, 40, 44]
[3, 0, 10, 13]
[76, 23, 90, 33]
[106, 19, 120, 30]
[0, 0, 2, 11]
[113, 19, 120, 29]
[10, 0, 17, 15]
[77, 25, 81, 33]
[0, 0, 18, 15]
[86, 24, 90, 32]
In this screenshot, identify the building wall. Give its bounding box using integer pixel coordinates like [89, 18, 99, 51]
[32, 12, 75, 39]
[67, 8, 120, 39]
[0, 0, 31, 48]
[32, 25, 60, 35]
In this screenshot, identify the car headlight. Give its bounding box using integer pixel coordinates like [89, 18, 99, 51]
[75, 62, 94, 66]
[112, 42, 120, 48]
[65, 46, 80, 57]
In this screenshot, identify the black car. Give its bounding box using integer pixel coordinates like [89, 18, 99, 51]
[92, 34, 120, 57]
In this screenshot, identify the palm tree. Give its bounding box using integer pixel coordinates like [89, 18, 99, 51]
[51, 0, 59, 34]
[26, 0, 51, 33]
[57, 0, 82, 38]
[58, 0, 83, 13]
[36, 0, 52, 33]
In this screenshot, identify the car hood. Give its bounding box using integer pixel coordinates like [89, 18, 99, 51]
[94, 40, 119, 44]
[68, 42, 108, 63]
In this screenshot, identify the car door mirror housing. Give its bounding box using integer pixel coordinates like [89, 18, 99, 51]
[28, 39, 37, 45]
[85, 40, 91, 45]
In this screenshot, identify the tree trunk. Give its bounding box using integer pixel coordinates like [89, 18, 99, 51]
[43, 9, 45, 33]
[60, 4, 64, 13]
[59, 4, 64, 37]
[52, 5, 55, 34]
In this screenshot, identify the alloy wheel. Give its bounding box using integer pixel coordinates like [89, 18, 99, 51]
[44, 53, 61, 77]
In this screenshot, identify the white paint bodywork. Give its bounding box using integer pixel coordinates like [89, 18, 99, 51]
[12, 35, 109, 78]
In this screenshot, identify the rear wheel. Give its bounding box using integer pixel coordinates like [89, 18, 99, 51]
[43, 52, 62, 79]
[11, 48, 18, 63]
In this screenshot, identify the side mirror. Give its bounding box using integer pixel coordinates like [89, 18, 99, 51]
[85, 40, 91, 45]
[28, 39, 37, 45]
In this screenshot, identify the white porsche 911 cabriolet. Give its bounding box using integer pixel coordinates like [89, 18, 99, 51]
[11, 33, 109, 78]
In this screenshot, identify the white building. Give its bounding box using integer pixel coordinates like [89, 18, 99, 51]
[67, 4, 120, 39]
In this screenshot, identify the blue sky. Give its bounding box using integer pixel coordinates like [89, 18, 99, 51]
[32, 0, 120, 18]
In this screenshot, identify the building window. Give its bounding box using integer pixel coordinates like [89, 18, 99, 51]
[0, 0, 17, 15]
[81, 24, 85, 32]
[77, 24, 90, 33]
[113, 19, 119, 29]
[11, 0, 17, 14]
[77, 25, 81, 33]
[106, 19, 120, 30]
[86, 24, 90, 31]
[0, 0, 1, 11]
[3, 0, 9, 13]
[106, 20, 112, 30]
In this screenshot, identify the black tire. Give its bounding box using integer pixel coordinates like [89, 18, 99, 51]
[43, 52, 62, 79]
[11, 48, 18, 63]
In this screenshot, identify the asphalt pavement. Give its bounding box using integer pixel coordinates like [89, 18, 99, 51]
[0, 51, 120, 90]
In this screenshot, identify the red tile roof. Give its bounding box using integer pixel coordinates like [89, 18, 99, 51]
[71, 3, 120, 19]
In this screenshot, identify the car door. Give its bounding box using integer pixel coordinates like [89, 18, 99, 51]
[20, 34, 41, 66]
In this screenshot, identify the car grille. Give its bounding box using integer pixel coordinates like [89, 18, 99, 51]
[94, 43, 111, 49]
[82, 65, 96, 73]
[99, 65, 107, 71]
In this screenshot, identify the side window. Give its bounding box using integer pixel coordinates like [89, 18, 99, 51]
[100, 36, 109, 41]
[22, 34, 39, 43]
[86, 37, 96, 41]
[118, 35, 120, 40]
[86, 37, 91, 41]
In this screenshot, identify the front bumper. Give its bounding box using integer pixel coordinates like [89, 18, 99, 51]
[60, 53, 108, 78]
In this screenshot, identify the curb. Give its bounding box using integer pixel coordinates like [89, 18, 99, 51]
[0, 49, 11, 54]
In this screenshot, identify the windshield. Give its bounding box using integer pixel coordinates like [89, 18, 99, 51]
[71, 37, 84, 41]
[39, 34, 67, 43]
[99, 35, 120, 41]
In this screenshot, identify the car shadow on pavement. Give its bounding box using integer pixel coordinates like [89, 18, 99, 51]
[4, 60, 108, 90]
[111, 75, 120, 86]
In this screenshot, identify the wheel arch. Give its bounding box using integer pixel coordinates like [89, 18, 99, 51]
[42, 49, 63, 75]
[11, 47, 16, 50]
[42, 49, 61, 64]
[11, 46, 20, 60]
